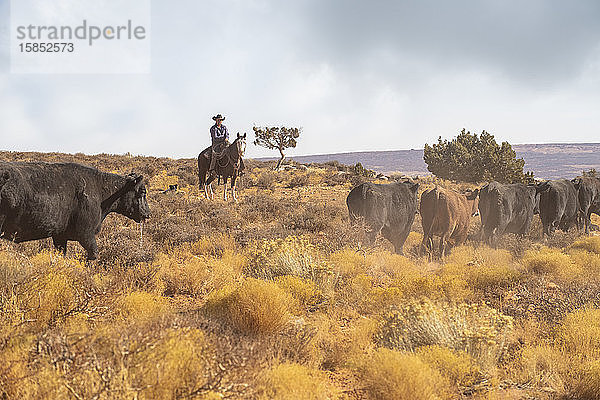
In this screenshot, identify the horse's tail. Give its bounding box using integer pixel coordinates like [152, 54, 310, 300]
[197, 152, 206, 188]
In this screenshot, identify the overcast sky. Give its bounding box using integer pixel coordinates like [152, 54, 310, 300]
[1, 0, 600, 159]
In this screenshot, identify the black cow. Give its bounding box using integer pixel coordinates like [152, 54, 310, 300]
[0, 162, 150, 259]
[477, 181, 536, 245]
[536, 180, 579, 237]
[572, 177, 600, 234]
[346, 180, 419, 255]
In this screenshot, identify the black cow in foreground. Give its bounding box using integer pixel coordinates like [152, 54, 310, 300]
[477, 181, 536, 245]
[0, 162, 151, 259]
[572, 177, 600, 234]
[346, 180, 419, 255]
[536, 179, 579, 237]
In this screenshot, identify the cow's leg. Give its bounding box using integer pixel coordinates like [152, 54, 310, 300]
[0, 215, 5, 238]
[391, 229, 410, 256]
[52, 236, 68, 256]
[366, 226, 380, 246]
[78, 235, 98, 260]
[420, 234, 430, 258]
[584, 207, 592, 234]
[487, 227, 499, 248]
[440, 233, 450, 259]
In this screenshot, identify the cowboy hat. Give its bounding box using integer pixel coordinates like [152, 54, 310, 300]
[212, 114, 225, 121]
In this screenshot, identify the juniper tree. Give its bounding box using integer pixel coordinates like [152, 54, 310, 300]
[253, 126, 301, 170]
[423, 129, 532, 183]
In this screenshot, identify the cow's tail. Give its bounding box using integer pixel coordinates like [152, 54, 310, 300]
[490, 186, 503, 226]
[347, 184, 370, 223]
[423, 186, 440, 238]
[540, 185, 561, 231]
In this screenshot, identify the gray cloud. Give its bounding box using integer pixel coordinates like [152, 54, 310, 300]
[1, 0, 600, 158]
[296, 0, 600, 86]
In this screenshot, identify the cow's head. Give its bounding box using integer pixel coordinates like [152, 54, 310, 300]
[465, 189, 480, 216]
[116, 173, 151, 223]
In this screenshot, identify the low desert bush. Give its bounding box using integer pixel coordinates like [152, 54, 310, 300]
[441, 245, 522, 291]
[515, 344, 568, 394]
[307, 313, 377, 370]
[256, 170, 282, 190]
[401, 274, 472, 302]
[569, 236, 600, 254]
[416, 345, 482, 387]
[574, 360, 600, 400]
[358, 348, 449, 400]
[0, 251, 95, 331]
[258, 362, 335, 400]
[328, 248, 372, 279]
[203, 278, 293, 335]
[282, 203, 342, 233]
[275, 275, 326, 313]
[377, 299, 514, 369]
[522, 247, 573, 275]
[287, 172, 311, 188]
[130, 328, 212, 399]
[246, 236, 330, 283]
[568, 250, 600, 281]
[148, 169, 179, 191]
[559, 308, 600, 358]
[341, 274, 405, 314]
[118, 290, 171, 324]
[154, 246, 246, 297]
[187, 234, 237, 257]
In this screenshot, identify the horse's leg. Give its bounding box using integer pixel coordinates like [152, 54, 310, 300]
[231, 175, 238, 202]
[223, 176, 228, 201]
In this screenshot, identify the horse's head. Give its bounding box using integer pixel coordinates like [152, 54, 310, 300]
[234, 132, 247, 157]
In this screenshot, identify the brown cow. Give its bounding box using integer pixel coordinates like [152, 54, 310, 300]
[420, 186, 479, 258]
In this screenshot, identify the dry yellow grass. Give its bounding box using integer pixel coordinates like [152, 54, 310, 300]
[515, 344, 568, 394]
[1, 151, 599, 399]
[559, 308, 600, 358]
[257, 362, 336, 400]
[203, 278, 293, 335]
[574, 360, 600, 400]
[416, 345, 482, 387]
[358, 348, 450, 400]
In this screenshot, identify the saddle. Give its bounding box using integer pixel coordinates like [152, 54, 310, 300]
[202, 142, 228, 162]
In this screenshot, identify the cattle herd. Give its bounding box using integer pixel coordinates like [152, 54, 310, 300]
[347, 177, 600, 258]
[0, 160, 599, 261]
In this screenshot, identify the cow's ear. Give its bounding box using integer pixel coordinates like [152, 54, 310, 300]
[465, 189, 479, 200]
[126, 173, 143, 185]
[536, 181, 550, 193]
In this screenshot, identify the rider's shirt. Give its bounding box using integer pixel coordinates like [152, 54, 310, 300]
[210, 124, 229, 145]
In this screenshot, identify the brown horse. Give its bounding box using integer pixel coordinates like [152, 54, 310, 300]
[197, 133, 246, 201]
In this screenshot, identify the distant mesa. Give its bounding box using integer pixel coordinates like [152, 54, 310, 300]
[257, 143, 600, 180]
